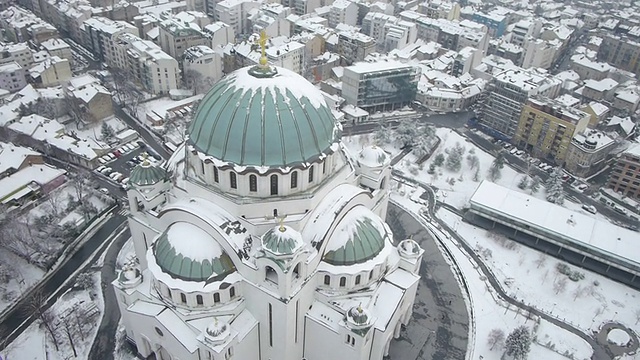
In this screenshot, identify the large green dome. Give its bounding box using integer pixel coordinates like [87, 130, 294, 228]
[187, 66, 341, 167]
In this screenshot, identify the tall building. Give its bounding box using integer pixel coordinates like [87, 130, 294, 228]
[113, 61, 423, 360]
[0, 62, 27, 92]
[337, 30, 376, 65]
[158, 12, 211, 59]
[479, 68, 562, 139]
[82, 17, 139, 61]
[607, 145, 640, 200]
[214, 0, 261, 36]
[513, 96, 590, 164]
[183, 45, 223, 85]
[342, 61, 419, 112]
[328, 0, 357, 28]
[564, 129, 616, 178]
[597, 34, 640, 77]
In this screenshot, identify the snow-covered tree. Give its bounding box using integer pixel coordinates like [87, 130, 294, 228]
[473, 166, 481, 182]
[487, 328, 505, 350]
[445, 147, 463, 171]
[394, 120, 418, 148]
[529, 176, 541, 194]
[504, 326, 532, 360]
[101, 122, 115, 142]
[517, 176, 529, 190]
[466, 154, 479, 169]
[545, 168, 565, 205]
[433, 154, 445, 166]
[487, 151, 505, 181]
[553, 277, 567, 294]
[374, 123, 390, 145]
[428, 163, 436, 174]
[75, 273, 93, 290]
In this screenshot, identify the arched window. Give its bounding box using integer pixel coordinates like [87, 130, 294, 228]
[323, 161, 326, 174]
[308, 165, 314, 183]
[265, 266, 278, 284]
[214, 293, 220, 303]
[369, 269, 374, 280]
[196, 294, 203, 305]
[230, 172, 237, 189]
[293, 263, 300, 278]
[249, 174, 257, 192]
[229, 286, 235, 298]
[180, 293, 187, 303]
[324, 275, 330, 285]
[355, 275, 361, 285]
[270, 174, 278, 195]
[291, 171, 298, 188]
[213, 167, 219, 183]
[339, 276, 346, 287]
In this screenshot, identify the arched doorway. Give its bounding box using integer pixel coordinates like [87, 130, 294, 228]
[156, 346, 172, 360]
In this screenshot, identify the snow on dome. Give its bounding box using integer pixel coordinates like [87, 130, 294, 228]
[323, 206, 390, 266]
[206, 318, 229, 337]
[346, 304, 372, 328]
[261, 224, 304, 256]
[153, 222, 236, 282]
[398, 239, 421, 258]
[187, 65, 341, 168]
[357, 145, 390, 167]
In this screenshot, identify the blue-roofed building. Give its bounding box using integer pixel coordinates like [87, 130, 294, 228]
[471, 12, 507, 38]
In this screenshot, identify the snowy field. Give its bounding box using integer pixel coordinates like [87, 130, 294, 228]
[2, 272, 104, 360]
[438, 207, 640, 339]
[0, 250, 45, 314]
[392, 193, 594, 360]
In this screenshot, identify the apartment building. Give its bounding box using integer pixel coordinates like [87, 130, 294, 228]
[337, 30, 376, 65]
[0, 61, 27, 92]
[29, 55, 72, 87]
[215, 0, 261, 36]
[513, 96, 590, 164]
[607, 145, 640, 200]
[521, 38, 558, 70]
[82, 17, 139, 61]
[570, 54, 612, 80]
[564, 129, 616, 178]
[510, 19, 542, 47]
[471, 11, 507, 37]
[0, 6, 58, 44]
[204, 22, 235, 48]
[183, 45, 223, 85]
[40, 38, 73, 64]
[248, 3, 291, 38]
[342, 61, 419, 112]
[480, 68, 562, 139]
[328, 0, 357, 28]
[158, 12, 211, 59]
[598, 34, 640, 77]
[0, 42, 34, 68]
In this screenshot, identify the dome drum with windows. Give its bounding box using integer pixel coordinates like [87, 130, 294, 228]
[187, 63, 341, 169]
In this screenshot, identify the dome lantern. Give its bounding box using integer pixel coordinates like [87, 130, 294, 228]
[261, 223, 304, 256]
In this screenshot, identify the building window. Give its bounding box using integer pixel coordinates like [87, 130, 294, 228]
[214, 167, 219, 183]
[293, 263, 300, 278]
[155, 327, 164, 336]
[230, 172, 237, 189]
[214, 293, 220, 303]
[346, 334, 355, 346]
[180, 293, 187, 303]
[249, 174, 257, 192]
[291, 171, 298, 188]
[230, 286, 235, 298]
[268, 303, 273, 347]
[323, 161, 326, 174]
[369, 269, 374, 280]
[196, 294, 203, 305]
[270, 174, 278, 195]
[308, 165, 314, 183]
[265, 266, 278, 284]
[324, 275, 330, 285]
[355, 275, 361, 285]
[339, 276, 346, 287]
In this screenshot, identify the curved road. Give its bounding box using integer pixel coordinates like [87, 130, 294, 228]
[387, 203, 469, 360]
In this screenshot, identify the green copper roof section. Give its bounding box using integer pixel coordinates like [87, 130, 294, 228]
[187, 66, 340, 167]
[262, 225, 303, 256]
[129, 161, 169, 187]
[323, 215, 387, 266]
[153, 229, 236, 282]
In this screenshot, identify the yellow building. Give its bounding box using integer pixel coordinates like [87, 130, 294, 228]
[514, 96, 590, 164]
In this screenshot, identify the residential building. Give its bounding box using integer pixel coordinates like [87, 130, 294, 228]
[40, 38, 73, 64]
[564, 129, 616, 178]
[0, 61, 27, 92]
[248, 3, 291, 38]
[514, 96, 590, 164]
[613, 89, 640, 113]
[416, 76, 485, 112]
[291, 0, 321, 16]
[266, 41, 305, 75]
[510, 19, 542, 47]
[580, 101, 609, 127]
[0, 6, 58, 44]
[215, 0, 261, 36]
[570, 54, 611, 80]
[521, 38, 558, 70]
[383, 20, 417, 52]
[82, 17, 139, 61]
[113, 62, 423, 360]
[158, 12, 211, 59]
[0, 42, 33, 68]
[417, 0, 460, 20]
[479, 68, 562, 139]
[29, 56, 71, 87]
[488, 39, 523, 66]
[466, 180, 640, 290]
[608, 145, 640, 200]
[66, 74, 113, 122]
[598, 34, 640, 77]
[580, 78, 618, 102]
[183, 45, 223, 86]
[342, 61, 419, 112]
[337, 31, 376, 65]
[606, 116, 636, 139]
[328, 0, 357, 28]
[204, 22, 236, 48]
[451, 46, 482, 76]
[471, 11, 507, 37]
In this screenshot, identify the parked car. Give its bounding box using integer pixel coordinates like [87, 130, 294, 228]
[614, 205, 628, 215]
[137, 141, 146, 148]
[126, 143, 137, 151]
[576, 184, 588, 191]
[95, 165, 106, 173]
[100, 167, 112, 175]
[126, 160, 136, 167]
[113, 150, 121, 158]
[99, 188, 109, 195]
[118, 146, 128, 154]
[121, 177, 130, 185]
[109, 171, 122, 180]
[582, 205, 597, 214]
[104, 153, 115, 161]
[509, 148, 518, 155]
[515, 150, 525, 156]
[98, 157, 107, 165]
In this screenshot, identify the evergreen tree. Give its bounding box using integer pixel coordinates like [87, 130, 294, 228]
[466, 154, 479, 169]
[473, 166, 481, 182]
[394, 119, 418, 148]
[529, 176, 541, 194]
[504, 326, 532, 360]
[517, 176, 529, 190]
[446, 147, 463, 171]
[101, 122, 115, 141]
[487, 151, 505, 181]
[428, 163, 436, 174]
[434, 153, 445, 166]
[374, 123, 390, 145]
[545, 168, 565, 205]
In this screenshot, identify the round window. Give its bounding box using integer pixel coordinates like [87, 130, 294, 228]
[155, 327, 164, 336]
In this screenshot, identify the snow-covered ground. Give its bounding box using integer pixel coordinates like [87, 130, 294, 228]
[438, 207, 640, 338]
[1, 272, 104, 360]
[63, 116, 128, 145]
[0, 250, 45, 314]
[392, 192, 594, 360]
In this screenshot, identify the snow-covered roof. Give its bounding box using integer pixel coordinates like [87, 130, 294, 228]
[555, 94, 580, 108]
[346, 60, 415, 74]
[607, 116, 636, 135]
[341, 104, 368, 117]
[0, 164, 66, 204]
[616, 90, 640, 104]
[583, 101, 609, 116]
[584, 78, 618, 92]
[469, 181, 640, 273]
[0, 141, 40, 173]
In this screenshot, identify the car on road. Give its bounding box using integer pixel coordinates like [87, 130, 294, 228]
[100, 167, 112, 175]
[576, 184, 588, 192]
[96, 165, 106, 173]
[561, 174, 570, 182]
[99, 188, 109, 195]
[582, 205, 597, 214]
[515, 150, 525, 156]
[137, 141, 146, 148]
[613, 205, 628, 215]
[126, 160, 136, 167]
[566, 177, 576, 185]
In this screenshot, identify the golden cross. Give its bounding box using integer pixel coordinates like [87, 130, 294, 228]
[277, 214, 287, 232]
[258, 30, 268, 66]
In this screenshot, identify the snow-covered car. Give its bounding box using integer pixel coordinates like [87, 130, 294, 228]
[99, 188, 109, 195]
[95, 165, 106, 173]
[125, 143, 137, 151]
[515, 150, 525, 156]
[613, 205, 628, 215]
[109, 171, 122, 180]
[576, 184, 588, 191]
[98, 157, 107, 164]
[100, 167, 112, 174]
[581, 205, 597, 214]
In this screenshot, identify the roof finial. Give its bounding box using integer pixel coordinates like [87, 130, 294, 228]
[357, 303, 363, 313]
[278, 215, 287, 232]
[142, 152, 150, 167]
[258, 30, 268, 67]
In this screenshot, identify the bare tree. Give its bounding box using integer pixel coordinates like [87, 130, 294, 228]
[24, 290, 60, 351]
[487, 328, 505, 350]
[46, 190, 62, 218]
[183, 69, 202, 95]
[553, 277, 568, 295]
[534, 253, 547, 269]
[572, 285, 587, 301]
[61, 317, 78, 357]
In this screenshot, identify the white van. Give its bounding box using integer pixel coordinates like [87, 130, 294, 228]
[582, 205, 597, 214]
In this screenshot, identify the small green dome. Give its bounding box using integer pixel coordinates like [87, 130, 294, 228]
[153, 222, 236, 282]
[323, 206, 388, 266]
[187, 66, 340, 167]
[261, 225, 303, 256]
[130, 160, 169, 187]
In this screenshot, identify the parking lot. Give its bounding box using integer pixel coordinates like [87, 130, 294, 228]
[94, 140, 163, 190]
